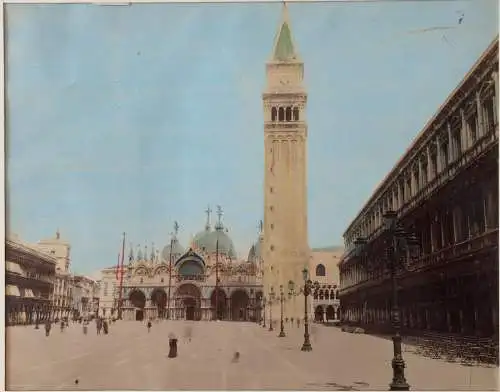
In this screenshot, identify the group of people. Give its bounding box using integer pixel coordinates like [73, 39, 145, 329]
[42, 317, 113, 337]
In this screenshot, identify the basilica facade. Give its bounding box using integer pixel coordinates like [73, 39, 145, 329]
[98, 208, 264, 322]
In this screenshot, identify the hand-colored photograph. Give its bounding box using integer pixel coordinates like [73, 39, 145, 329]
[4, 0, 499, 390]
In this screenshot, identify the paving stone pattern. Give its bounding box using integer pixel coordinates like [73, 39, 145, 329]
[5, 320, 498, 390]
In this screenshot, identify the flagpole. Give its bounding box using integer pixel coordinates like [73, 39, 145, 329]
[118, 232, 126, 320]
[215, 237, 219, 320]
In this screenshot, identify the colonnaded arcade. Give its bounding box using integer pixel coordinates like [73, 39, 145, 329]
[339, 37, 499, 338]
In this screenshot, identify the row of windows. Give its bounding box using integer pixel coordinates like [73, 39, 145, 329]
[345, 89, 497, 247]
[271, 106, 300, 122]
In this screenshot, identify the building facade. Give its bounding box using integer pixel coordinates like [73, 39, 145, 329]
[262, 4, 310, 321]
[37, 230, 75, 320]
[338, 38, 498, 338]
[5, 235, 56, 326]
[99, 209, 264, 322]
[310, 246, 343, 323]
[72, 275, 99, 319]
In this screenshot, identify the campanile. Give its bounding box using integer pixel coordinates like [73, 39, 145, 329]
[262, 3, 309, 319]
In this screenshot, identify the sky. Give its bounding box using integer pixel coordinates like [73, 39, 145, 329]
[6, 0, 498, 277]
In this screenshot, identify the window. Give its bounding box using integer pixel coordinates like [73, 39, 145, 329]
[278, 107, 285, 121]
[315, 264, 326, 277]
[467, 114, 478, 144]
[270, 223, 274, 229]
[285, 107, 292, 121]
[270, 187, 274, 193]
[271, 107, 277, 121]
[270, 206, 274, 212]
[293, 107, 300, 121]
[160, 278, 164, 283]
[270, 245, 275, 251]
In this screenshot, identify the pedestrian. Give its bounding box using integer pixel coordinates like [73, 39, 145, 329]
[60, 320, 65, 332]
[96, 318, 102, 335]
[44, 319, 51, 337]
[147, 319, 152, 333]
[83, 320, 88, 335]
[103, 320, 109, 335]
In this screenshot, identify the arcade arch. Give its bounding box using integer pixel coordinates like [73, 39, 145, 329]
[175, 284, 202, 321]
[230, 290, 250, 321]
[210, 288, 228, 320]
[151, 288, 167, 319]
[129, 290, 146, 321]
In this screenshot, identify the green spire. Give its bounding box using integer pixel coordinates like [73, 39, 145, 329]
[272, 3, 297, 61]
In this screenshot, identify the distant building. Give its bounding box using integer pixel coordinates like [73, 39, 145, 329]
[310, 246, 343, 322]
[5, 234, 56, 325]
[72, 275, 99, 318]
[36, 230, 74, 320]
[338, 37, 498, 337]
[99, 209, 263, 322]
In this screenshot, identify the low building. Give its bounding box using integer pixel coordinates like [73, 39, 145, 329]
[309, 246, 343, 322]
[5, 235, 56, 325]
[36, 230, 74, 320]
[338, 37, 498, 338]
[72, 275, 99, 319]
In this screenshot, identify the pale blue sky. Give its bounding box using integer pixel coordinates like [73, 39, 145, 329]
[6, 1, 498, 276]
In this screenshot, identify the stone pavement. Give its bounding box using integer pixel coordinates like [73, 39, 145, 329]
[6, 320, 498, 390]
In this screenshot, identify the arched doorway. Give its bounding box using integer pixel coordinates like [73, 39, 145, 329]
[151, 288, 167, 319]
[314, 305, 324, 323]
[175, 284, 202, 321]
[210, 288, 228, 320]
[230, 290, 250, 321]
[129, 290, 146, 321]
[326, 305, 335, 321]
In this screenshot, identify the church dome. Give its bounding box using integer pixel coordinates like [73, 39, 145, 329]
[161, 238, 185, 261]
[199, 226, 237, 259]
[247, 234, 263, 262]
[192, 227, 211, 249]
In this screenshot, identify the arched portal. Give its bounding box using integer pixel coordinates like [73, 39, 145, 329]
[314, 305, 324, 323]
[326, 305, 335, 321]
[210, 288, 228, 320]
[151, 288, 167, 319]
[175, 284, 202, 321]
[129, 290, 146, 321]
[230, 290, 250, 321]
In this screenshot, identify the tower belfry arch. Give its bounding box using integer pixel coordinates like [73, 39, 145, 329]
[262, 2, 310, 320]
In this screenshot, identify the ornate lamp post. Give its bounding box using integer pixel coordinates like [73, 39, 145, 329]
[382, 210, 420, 391]
[279, 285, 286, 337]
[268, 287, 275, 331]
[301, 268, 319, 352]
[262, 296, 267, 328]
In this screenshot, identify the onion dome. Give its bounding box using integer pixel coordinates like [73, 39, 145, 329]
[200, 223, 237, 259]
[162, 237, 185, 261]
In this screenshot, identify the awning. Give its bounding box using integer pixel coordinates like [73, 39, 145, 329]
[6, 285, 21, 297]
[6, 261, 24, 275]
[23, 289, 35, 298]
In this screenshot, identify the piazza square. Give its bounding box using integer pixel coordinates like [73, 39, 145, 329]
[6, 320, 498, 391]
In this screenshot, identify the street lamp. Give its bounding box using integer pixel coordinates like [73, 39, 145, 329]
[278, 285, 286, 337]
[301, 268, 315, 351]
[268, 287, 275, 331]
[262, 296, 267, 328]
[383, 210, 420, 391]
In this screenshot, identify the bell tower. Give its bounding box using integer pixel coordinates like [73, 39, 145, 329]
[262, 3, 309, 320]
